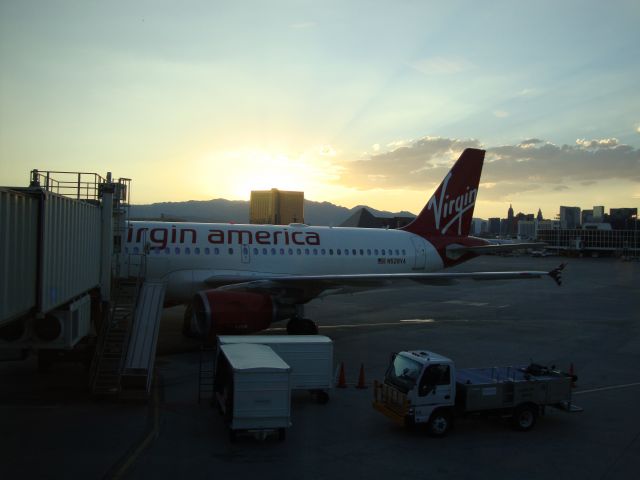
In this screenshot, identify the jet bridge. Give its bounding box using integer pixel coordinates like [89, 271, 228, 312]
[0, 170, 165, 400]
[0, 172, 113, 337]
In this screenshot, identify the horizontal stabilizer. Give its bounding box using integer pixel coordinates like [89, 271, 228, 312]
[447, 242, 546, 258]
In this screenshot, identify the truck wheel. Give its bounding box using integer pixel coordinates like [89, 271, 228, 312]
[512, 404, 538, 431]
[427, 410, 452, 437]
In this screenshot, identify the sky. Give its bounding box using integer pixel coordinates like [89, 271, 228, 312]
[1, 0, 639, 219]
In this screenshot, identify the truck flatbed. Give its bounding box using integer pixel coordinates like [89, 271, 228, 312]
[456, 366, 549, 385]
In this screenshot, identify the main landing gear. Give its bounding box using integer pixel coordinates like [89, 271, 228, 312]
[286, 317, 319, 335]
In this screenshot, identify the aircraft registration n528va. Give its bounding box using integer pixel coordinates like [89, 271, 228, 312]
[125, 148, 564, 335]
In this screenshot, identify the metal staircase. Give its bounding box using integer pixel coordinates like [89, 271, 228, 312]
[90, 279, 139, 396]
[121, 281, 166, 399]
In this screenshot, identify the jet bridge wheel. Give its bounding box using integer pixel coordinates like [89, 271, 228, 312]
[286, 318, 318, 335]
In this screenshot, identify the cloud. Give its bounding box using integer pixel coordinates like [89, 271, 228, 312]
[519, 88, 538, 96]
[553, 185, 570, 191]
[338, 136, 482, 189]
[485, 138, 639, 184]
[493, 110, 510, 118]
[319, 144, 336, 157]
[335, 136, 640, 200]
[410, 57, 472, 75]
[636, 125, 640, 134]
[575, 138, 618, 148]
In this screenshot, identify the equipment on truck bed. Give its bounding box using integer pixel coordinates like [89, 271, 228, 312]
[373, 349, 581, 436]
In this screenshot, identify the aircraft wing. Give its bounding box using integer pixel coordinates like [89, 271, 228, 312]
[209, 264, 565, 305]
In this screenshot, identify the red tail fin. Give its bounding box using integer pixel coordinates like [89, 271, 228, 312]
[401, 148, 485, 238]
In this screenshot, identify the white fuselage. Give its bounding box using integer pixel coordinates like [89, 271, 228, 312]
[124, 222, 443, 304]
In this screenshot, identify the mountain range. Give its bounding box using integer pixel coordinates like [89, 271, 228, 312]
[129, 198, 416, 226]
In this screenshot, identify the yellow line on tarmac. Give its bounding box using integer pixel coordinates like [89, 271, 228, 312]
[573, 382, 640, 395]
[111, 378, 160, 480]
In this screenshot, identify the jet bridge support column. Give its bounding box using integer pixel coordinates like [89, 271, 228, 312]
[100, 173, 115, 303]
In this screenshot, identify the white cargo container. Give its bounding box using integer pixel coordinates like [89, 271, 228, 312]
[215, 343, 291, 441]
[217, 335, 333, 403]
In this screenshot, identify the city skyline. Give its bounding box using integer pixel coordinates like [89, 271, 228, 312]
[1, 1, 639, 218]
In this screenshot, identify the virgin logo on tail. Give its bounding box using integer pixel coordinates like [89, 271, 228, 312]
[401, 148, 484, 239]
[427, 173, 478, 235]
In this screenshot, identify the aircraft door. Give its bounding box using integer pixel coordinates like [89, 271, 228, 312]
[410, 236, 426, 270]
[241, 244, 251, 264]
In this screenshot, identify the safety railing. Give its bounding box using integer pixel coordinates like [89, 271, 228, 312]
[29, 169, 132, 205]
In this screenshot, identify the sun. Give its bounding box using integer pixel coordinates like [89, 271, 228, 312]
[219, 149, 315, 198]
[194, 146, 344, 204]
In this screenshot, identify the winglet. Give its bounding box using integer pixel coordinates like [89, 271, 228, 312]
[548, 263, 566, 286]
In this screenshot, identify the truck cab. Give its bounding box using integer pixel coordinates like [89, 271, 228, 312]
[376, 350, 456, 436]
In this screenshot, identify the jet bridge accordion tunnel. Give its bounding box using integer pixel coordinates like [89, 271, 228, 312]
[0, 171, 130, 351]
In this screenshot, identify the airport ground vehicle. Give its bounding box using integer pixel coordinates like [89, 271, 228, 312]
[217, 335, 333, 403]
[373, 349, 581, 436]
[214, 343, 291, 441]
[218, 335, 334, 403]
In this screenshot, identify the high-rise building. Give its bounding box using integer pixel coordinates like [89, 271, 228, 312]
[503, 204, 516, 236]
[470, 218, 488, 236]
[581, 209, 594, 225]
[560, 206, 581, 229]
[537, 219, 559, 231]
[250, 189, 304, 225]
[488, 217, 501, 235]
[517, 220, 536, 240]
[536, 208, 543, 221]
[609, 208, 638, 230]
[593, 206, 604, 222]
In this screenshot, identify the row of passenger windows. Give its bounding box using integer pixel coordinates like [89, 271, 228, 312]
[125, 246, 407, 257]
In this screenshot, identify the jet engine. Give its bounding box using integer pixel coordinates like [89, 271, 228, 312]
[188, 291, 296, 338]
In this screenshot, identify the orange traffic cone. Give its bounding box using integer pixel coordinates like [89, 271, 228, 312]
[356, 363, 368, 389]
[337, 362, 348, 388]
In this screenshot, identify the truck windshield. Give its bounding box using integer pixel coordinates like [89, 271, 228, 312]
[385, 355, 422, 392]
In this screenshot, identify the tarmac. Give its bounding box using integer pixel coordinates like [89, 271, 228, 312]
[1, 255, 639, 479]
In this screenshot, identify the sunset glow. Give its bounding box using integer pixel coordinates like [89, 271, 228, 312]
[1, 1, 638, 218]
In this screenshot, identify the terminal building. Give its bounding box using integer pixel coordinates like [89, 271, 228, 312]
[250, 189, 304, 225]
[479, 203, 638, 257]
[536, 206, 638, 257]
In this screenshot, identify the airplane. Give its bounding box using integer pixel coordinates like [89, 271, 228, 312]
[124, 148, 564, 336]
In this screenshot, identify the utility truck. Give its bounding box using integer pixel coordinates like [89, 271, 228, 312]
[373, 349, 581, 436]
